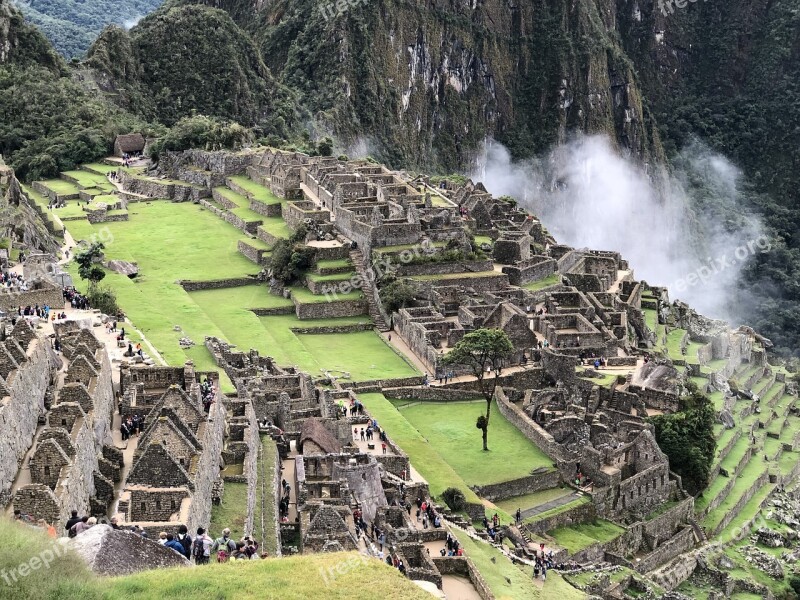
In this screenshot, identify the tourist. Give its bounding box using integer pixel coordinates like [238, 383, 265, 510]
[229, 541, 249, 562]
[515, 508, 521, 525]
[193, 527, 213, 564]
[176, 524, 192, 558]
[158, 531, 168, 545]
[109, 517, 120, 530]
[65, 510, 81, 534]
[381, 442, 387, 454]
[212, 528, 237, 562]
[164, 533, 185, 555]
[72, 516, 96, 536]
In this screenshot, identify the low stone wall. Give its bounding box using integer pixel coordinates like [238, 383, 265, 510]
[522, 500, 597, 536]
[289, 323, 373, 334]
[709, 470, 770, 537]
[472, 470, 561, 502]
[374, 454, 410, 480]
[87, 211, 129, 224]
[237, 240, 270, 265]
[294, 298, 368, 319]
[415, 272, 509, 290]
[432, 556, 493, 600]
[494, 387, 567, 463]
[381, 387, 474, 402]
[628, 385, 680, 412]
[395, 259, 494, 277]
[179, 278, 257, 292]
[251, 306, 295, 316]
[256, 225, 283, 247]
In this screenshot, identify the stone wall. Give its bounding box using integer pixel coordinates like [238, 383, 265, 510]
[0, 338, 58, 502]
[294, 298, 368, 319]
[472, 470, 561, 501]
[627, 385, 680, 412]
[635, 526, 695, 574]
[185, 390, 226, 533]
[243, 402, 259, 538]
[523, 500, 597, 536]
[502, 256, 558, 286]
[237, 240, 269, 265]
[381, 386, 475, 402]
[431, 556, 493, 600]
[179, 278, 257, 292]
[0, 284, 64, 313]
[395, 259, 494, 277]
[494, 387, 568, 463]
[56, 419, 99, 529]
[199, 198, 260, 234]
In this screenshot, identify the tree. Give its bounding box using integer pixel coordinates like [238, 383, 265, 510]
[74, 242, 106, 288]
[649, 389, 717, 496]
[442, 329, 513, 451]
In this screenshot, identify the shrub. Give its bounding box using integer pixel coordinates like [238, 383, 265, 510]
[87, 284, 120, 317]
[441, 487, 467, 513]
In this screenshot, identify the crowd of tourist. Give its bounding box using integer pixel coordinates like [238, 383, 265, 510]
[63, 286, 89, 310]
[1, 271, 28, 292]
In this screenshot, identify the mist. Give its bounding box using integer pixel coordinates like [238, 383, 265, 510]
[122, 16, 142, 30]
[472, 136, 765, 321]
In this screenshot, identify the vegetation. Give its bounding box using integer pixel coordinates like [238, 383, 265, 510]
[650, 388, 717, 495]
[442, 329, 514, 451]
[74, 241, 106, 286]
[441, 487, 467, 512]
[0, 517, 430, 600]
[13, 0, 162, 58]
[379, 279, 416, 313]
[148, 115, 252, 161]
[269, 225, 314, 285]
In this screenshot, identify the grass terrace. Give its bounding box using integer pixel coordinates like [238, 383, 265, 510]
[209, 481, 248, 541]
[63, 201, 416, 394]
[83, 162, 119, 175]
[62, 169, 111, 189]
[228, 175, 282, 204]
[494, 488, 574, 514]
[408, 271, 502, 281]
[388, 398, 555, 485]
[40, 178, 81, 196]
[547, 520, 626, 554]
[522, 273, 561, 291]
[358, 392, 484, 505]
[290, 286, 363, 303]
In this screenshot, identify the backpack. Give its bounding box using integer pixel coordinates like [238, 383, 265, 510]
[179, 534, 192, 558]
[192, 536, 207, 559]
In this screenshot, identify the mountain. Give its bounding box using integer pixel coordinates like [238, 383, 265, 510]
[11, 0, 163, 58]
[0, 0, 146, 181]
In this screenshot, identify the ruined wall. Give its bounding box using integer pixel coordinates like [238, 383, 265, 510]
[244, 402, 260, 538]
[494, 388, 568, 463]
[0, 338, 58, 503]
[472, 470, 561, 501]
[0, 285, 64, 313]
[56, 419, 99, 528]
[294, 298, 368, 319]
[185, 390, 226, 533]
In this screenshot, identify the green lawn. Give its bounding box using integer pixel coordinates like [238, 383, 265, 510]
[228, 176, 282, 204]
[39, 178, 81, 196]
[62, 169, 109, 188]
[522, 273, 561, 291]
[259, 216, 292, 239]
[358, 392, 482, 504]
[316, 258, 351, 270]
[548, 520, 626, 554]
[393, 399, 555, 485]
[290, 286, 364, 303]
[210, 481, 248, 542]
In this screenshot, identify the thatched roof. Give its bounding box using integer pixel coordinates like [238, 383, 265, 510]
[299, 418, 342, 455]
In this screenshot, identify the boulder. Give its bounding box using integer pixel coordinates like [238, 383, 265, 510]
[106, 260, 139, 277]
[68, 524, 190, 575]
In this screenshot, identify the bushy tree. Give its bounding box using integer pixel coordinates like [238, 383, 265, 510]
[441, 487, 467, 512]
[74, 242, 106, 288]
[442, 329, 513, 451]
[650, 390, 717, 496]
[380, 279, 416, 313]
[149, 115, 252, 161]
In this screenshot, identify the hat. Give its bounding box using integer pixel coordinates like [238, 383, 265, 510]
[223, 528, 231, 535]
[87, 517, 97, 525]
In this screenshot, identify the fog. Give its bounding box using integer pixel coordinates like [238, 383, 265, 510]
[472, 136, 765, 321]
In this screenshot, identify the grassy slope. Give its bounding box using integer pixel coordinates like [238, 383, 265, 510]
[0, 518, 430, 600]
[209, 481, 248, 543]
[451, 529, 585, 600]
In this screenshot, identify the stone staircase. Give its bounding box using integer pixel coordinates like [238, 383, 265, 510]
[349, 249, 389, 331]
